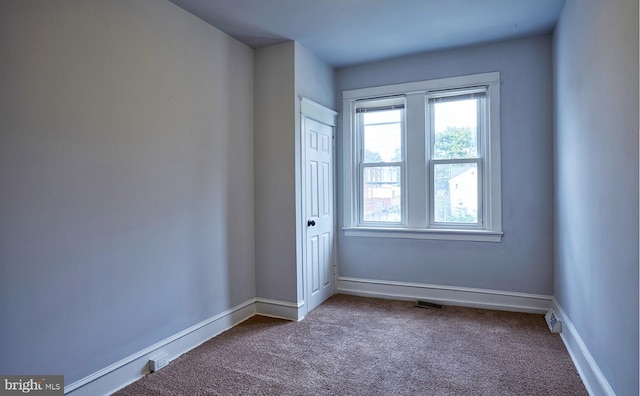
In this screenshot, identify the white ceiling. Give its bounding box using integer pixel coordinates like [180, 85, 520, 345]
[169, 0, 566, 68]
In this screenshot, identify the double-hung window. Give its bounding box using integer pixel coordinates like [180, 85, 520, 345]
[357, 97, 405, 225]
[343, 72, 502, 242]
[428, 88, 485, 228]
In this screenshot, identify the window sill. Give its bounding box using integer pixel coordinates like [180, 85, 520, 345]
[342, 227, 503, 242]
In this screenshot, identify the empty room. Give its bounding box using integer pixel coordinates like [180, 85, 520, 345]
[0, 0, 637, 395]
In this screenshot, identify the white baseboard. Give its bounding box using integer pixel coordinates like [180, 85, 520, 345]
[337, 277, 553, 314]
[552, 300, 615, 396]
[65, 299, 256, 396]
[65, 296, 303, 396]
[255, 297, 305, 321]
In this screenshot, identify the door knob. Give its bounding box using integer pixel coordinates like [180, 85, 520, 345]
[307, 220, 316, 227]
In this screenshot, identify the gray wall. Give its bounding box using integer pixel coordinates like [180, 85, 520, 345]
[336, 35, 555, 294]
[0, 0, 255, 385]
[553, 0, 639, 394]
[254, 42, 298, 302]
[295, 42, 336, 111]
[254, 41, 336, 305]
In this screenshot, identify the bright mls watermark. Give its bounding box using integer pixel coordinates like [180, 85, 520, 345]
[0, 376, 63, 395]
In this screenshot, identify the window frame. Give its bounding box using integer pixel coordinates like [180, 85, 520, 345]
[342, 72, 502, 242]
[427, 89, 486, 230]
[355, 97, 407, 227]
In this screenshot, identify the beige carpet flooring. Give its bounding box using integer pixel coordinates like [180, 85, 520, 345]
[115, 294, 587, 395]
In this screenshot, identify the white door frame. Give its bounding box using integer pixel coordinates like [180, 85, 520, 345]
[299, 97, 337, 318]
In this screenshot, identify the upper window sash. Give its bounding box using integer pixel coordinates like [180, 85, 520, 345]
[427, 87, 486, 160]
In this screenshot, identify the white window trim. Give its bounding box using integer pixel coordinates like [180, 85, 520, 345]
[342, 72, 502, 242]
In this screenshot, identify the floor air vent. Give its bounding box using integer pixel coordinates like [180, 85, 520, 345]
[545, 309, 562, 333]
[415, 300, 444, 310]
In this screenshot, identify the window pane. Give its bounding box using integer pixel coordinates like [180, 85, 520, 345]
[363, 166, 401, 222]
[433, 99, 478, 159]
[364, 109, 401, 124]
[433, 163, 478, 223]
[363, 110, 402, 163]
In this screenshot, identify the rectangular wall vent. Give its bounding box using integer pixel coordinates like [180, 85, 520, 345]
[416, 300, 444, 310]
[545, 309, 562, 333]
[149, 353, 169, 372]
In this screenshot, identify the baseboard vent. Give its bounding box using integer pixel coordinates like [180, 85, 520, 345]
[149, 353, 169, 372]
[416, 300, 444, 310]
[545, 309, 562, 333]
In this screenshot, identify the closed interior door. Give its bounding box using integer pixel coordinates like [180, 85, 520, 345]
[304, 116, 335, 312]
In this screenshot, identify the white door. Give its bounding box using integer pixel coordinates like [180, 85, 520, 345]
[303, 115, 335, 313]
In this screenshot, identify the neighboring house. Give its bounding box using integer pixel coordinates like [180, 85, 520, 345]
[448, 167, 478, 221]
[363, 167, 401, 222]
